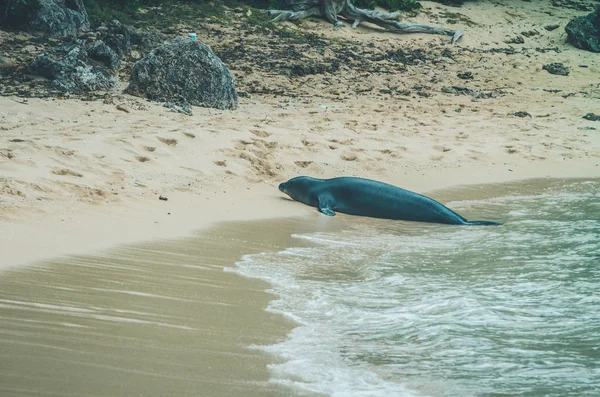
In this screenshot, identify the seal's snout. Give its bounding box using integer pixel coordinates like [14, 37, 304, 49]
[278, 183, 286, 193]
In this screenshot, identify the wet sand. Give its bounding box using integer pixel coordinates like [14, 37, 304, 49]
[0, 215, 344, 397]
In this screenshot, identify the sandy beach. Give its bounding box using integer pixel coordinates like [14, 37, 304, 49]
[2, 0, 599, 267]
[1, 0, 600, 395]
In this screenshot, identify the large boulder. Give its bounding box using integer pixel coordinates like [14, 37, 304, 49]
[125, 37, 238, 110]
[565, 6, 600, 53]
[29, 0, 90, 37]
[27, 40, 120, 93]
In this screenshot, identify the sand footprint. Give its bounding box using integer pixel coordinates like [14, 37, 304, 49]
[234, 141, 249, 150]
[250, 129, 271, 138]
[52, 169, 83, 177]
[262, 140, 278, 149]
[377, 149, 402, 158]
[340, 152, 358, 161]
[301, 136, 316, 147]
[55, 148, 75, 156]
[329, 138, 354, 146]
[157, 137, 178, 146]
[294, 161, 313, 168]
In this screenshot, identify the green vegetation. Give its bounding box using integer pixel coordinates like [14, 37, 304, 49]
[85, 0, 234, 28]
[84, 0, 140, 26]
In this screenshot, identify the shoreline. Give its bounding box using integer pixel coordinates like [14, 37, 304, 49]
[2, 158, 599, 269]
[2, 160, 598, 270]
[1, 177, 597, 397]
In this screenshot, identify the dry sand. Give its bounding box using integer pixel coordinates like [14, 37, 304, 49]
[0, 1, 599, 394]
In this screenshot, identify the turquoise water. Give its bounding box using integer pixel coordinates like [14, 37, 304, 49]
[234, 180, 600, 397]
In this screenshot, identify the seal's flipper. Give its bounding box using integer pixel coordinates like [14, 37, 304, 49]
[318, 195, 336, 216]
[319, 207, 336, 216]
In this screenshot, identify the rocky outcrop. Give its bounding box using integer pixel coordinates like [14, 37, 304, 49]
[565, 6, 600, 53]
[27, 40, 120, 93]
[28, 0, 90, 37]
[86, 40, 120, 70]
[125, 37, 238, 110]
[95, 20, 167, 59]
[15, 18, 168, 97]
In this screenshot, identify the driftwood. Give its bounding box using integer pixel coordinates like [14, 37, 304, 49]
[267, 0, 464, 43]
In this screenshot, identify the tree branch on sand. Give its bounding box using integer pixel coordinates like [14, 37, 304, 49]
[266, 0, 464, 43]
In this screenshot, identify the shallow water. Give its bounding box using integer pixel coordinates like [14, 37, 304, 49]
[234, 179, 600, 397]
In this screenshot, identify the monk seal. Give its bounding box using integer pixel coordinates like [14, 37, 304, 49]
[278, 176, 501, 226]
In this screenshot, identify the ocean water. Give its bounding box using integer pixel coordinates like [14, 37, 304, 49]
[233, 180, 600, 397]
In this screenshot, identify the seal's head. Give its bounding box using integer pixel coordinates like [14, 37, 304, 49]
[278, 176, 320, 207]
[278, 182, 288, 194]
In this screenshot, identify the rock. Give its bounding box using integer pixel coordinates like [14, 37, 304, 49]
[125, 37, 238, 110]
[28, 0, 90, 37]
[583, 112, 600, 121]
[27, 40, 120, 93]
[565, 6, 600, 53]
[545, 24, 560, 31]
[505, 35, 525, 44]
[0, 55, 18, 70]
[521, 30, 539, 37]
[457, 71, 473, 80]
[20, 45, 39, 55]
[159, 195, 168, 201]
[163, 101, 193, 116]
[509, 111, 532, 118]
[542, 63, 569, 76]
[96, 20, 167, 59]
[86, 40, 120, 70]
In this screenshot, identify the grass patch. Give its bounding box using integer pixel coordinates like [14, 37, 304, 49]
[85, 0, 234, 29]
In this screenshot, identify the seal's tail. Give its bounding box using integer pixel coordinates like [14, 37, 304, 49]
[464, 220, 502, 226]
